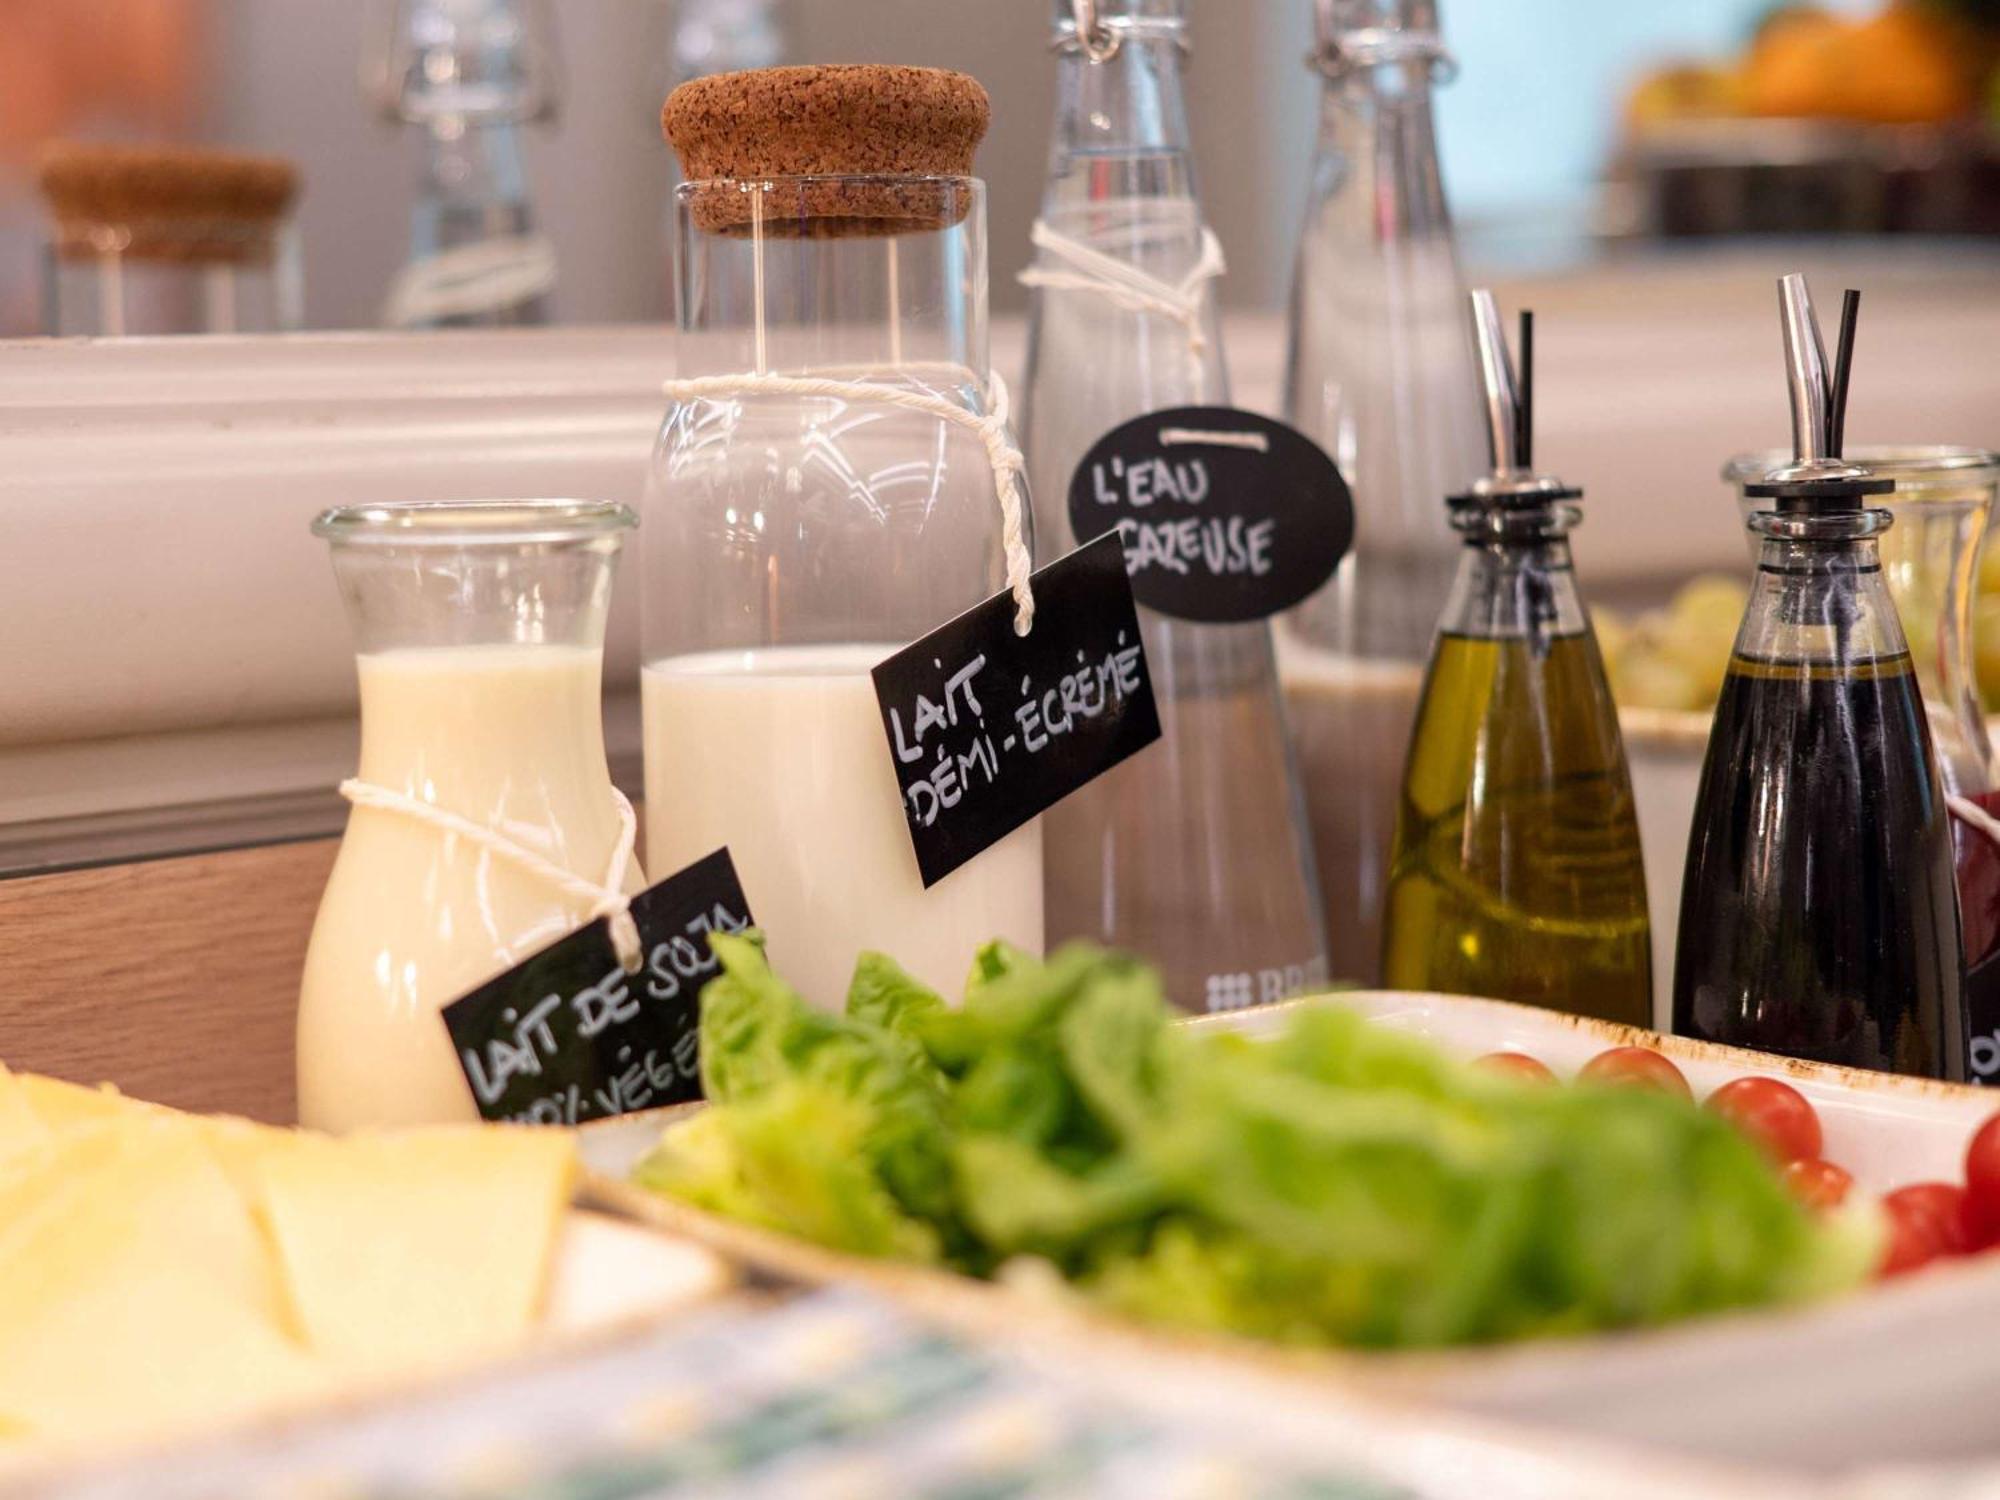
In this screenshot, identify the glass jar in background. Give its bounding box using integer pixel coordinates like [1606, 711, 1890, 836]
[35, 142, 303, 336]
[1729, 445, 2000, 1079]
[642, 167, 1044, 1012]
[1019, 0, 1327, 1013]
[298, 500, 641, 1131]
[1276, 0, 1487, 986]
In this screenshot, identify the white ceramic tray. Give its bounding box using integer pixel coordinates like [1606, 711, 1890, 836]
[578, 990, 2000, 1479]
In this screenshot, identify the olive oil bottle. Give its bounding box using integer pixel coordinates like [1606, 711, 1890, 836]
[1674, 277, 1966, 1080]
[1382, 293, 1651, 1023]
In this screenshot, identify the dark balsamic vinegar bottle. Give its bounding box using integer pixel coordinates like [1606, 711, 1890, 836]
[1673, 276, 1967, 1080]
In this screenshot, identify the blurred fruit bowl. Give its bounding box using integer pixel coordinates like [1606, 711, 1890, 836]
[1610, 2, 2000, 237]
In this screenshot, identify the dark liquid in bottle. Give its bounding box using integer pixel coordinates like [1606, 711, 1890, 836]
[1954, 789, 2000, 1082]
[1673, 651, 1966, 1080]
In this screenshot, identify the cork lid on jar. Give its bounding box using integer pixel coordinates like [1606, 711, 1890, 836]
[37, 142, 300, 263]
[662, 65, 989, 238]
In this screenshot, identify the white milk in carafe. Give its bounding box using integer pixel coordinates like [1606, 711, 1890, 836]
[643, 644, 1044, 1010]
[297, 644, 641, 1131]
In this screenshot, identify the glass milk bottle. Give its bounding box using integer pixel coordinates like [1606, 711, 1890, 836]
[1019, 0, 1326, 1012]
[1277, 0, 1486, 984]
[298, 501, 643, 1130]
[644, 66, 1042, 1011]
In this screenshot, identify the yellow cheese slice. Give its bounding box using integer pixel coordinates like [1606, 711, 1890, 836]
[0, 1123, 320, 1447]
[15, 1074, 161, 1135]
[0, 1067, 48, 1166]
[255, 1126, 576, 1374]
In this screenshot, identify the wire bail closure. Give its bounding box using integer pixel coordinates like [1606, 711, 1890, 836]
[1070, 0, 1123, 61]
[1309, 26, 1457, 83]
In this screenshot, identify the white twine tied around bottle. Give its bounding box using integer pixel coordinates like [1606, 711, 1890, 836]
[339, 779, 645, 972]
[659, 369, 1037, 635]
[1017, 218, 1226, 395]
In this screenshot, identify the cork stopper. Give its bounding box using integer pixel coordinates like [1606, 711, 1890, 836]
[37, 142, 300, 265]
[662, 65, 989, 238]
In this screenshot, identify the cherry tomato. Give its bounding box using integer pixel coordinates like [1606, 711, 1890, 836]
[1880, 1183, 1973, 1277]
[1963, 1112, 2000, 1250]
[1780, 1157, 1853, 1212]
[1704, 1076, 1823, 1164]
[1473, 1051, 1556, 1084]
[1577, 1046, 1692, 1100]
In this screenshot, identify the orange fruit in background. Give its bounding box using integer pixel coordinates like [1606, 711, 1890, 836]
[1626, 63, 1748, 128]
[1743, 1, 1977, 123]
[1839, 3, 1978, 123]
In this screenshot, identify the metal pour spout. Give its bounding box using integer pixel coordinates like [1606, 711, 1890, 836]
[1780, 273, 1832, 468]
[1470, 287, 1522, 476]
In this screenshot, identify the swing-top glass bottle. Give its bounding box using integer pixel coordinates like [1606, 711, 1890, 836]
[1019, 0, 1328, 1013]
[1277, 0, 1487, 986]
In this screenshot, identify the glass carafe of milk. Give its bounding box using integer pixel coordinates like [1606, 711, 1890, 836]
[298, 500, 641, 1131]
[644, 91, 1044, 1012]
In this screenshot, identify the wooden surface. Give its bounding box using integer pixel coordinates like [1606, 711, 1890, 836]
[0, 838, 334, 1123]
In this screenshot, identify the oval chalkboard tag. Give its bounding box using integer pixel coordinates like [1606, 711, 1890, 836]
[1067, 406, 1354, 624]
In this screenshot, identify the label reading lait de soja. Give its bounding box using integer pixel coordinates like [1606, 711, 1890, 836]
[440, 847, 753, 1125]
[872, 530, 1162, 888]
[1068, 406, 1355, 624]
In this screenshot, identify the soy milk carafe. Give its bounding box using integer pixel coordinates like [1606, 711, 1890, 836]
[643, 67, 1044, 1010]
[298, 500, 641, 1130]
[1020, 0, 1326, 1012]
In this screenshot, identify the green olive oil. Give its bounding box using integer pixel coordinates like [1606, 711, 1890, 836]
[1383, 629, 1652, 1023]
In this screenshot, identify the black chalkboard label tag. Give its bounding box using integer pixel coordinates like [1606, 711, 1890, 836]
[872, 531, 1162, 889]
[1067, 406, 1355, 623]
[439, 847, 753, 1124]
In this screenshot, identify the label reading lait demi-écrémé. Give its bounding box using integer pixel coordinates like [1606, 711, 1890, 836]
[872, 532, 1162, 888]
[440, 847, 753, 1124]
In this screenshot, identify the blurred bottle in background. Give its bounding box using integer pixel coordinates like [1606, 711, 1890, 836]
[1278, 0, 1486, 985]
[669, 0, 786, 86]
[364, 0, 561, 328]
[1020, 0, 1328, 1013]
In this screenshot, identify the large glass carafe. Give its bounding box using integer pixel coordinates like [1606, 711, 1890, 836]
[1277, 0, 1487, 984]
[298, 500, 641, 1131]
[1020, 0, 1327, 1013]
[643, 173, 1044, 1012]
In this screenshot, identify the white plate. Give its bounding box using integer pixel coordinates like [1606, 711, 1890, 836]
[581, 990, 2000, 1476]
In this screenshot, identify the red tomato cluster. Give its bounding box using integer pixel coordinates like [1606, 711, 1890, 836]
[1472, 1043, 2000, 1281]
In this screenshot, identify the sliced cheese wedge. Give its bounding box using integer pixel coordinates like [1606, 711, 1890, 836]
[0, 1123, 320, 1447]
[15, 1074, 161, 1134]
[255, 1126, 576, 1374]
[0, 1066, 48, 1166]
